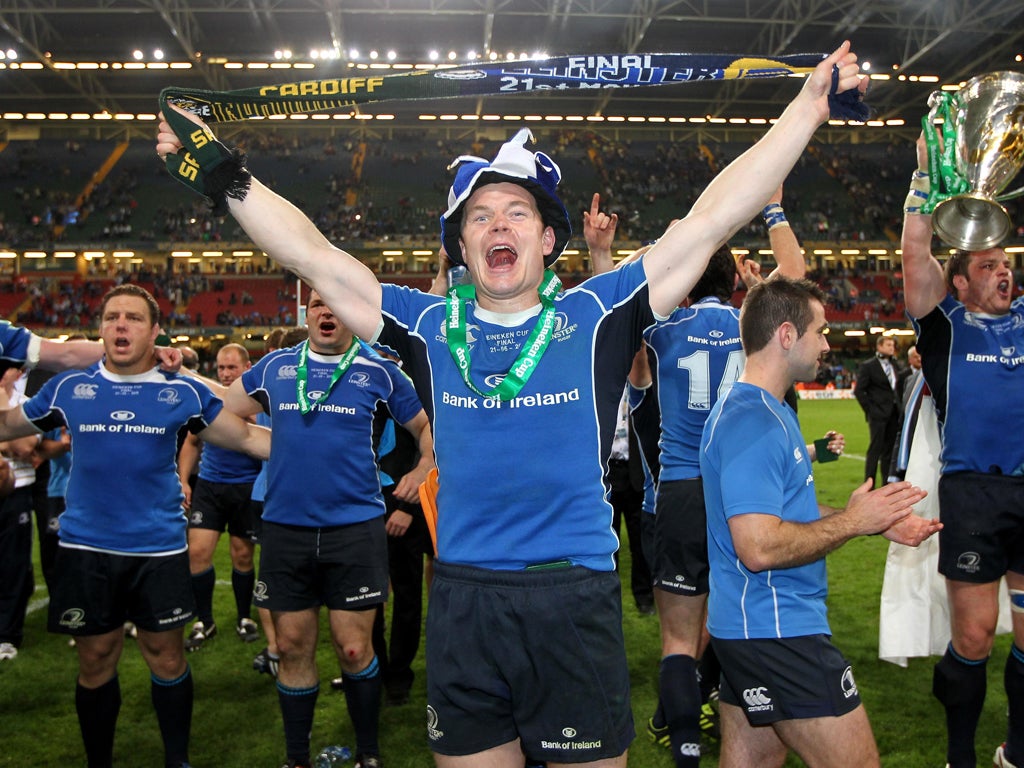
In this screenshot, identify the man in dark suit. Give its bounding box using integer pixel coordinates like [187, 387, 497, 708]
[855, 335, 904, 487]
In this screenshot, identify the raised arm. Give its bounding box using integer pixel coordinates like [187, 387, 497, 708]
[156, 107, 384, 341]
[763, 185, 807, 279]
[901, 133, 948, 318]
[583, 193, 619, 276]
[644, 42, 865, 316]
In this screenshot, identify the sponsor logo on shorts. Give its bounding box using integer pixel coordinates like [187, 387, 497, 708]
[60, 608, 86, 629]
[157, 388, 181, 405]
[73, 383, 98, 399]
[426, 705, 444, 740]
[742, 686, 773, 712]
[679, 742, 701, 757]
[253, 580, 269, 602]
[841, 666, 858, 699]
[157, 606, 190, 625]
[17, 511, 30, 525]
[190, 510, 203, 525]
[345, 589, 382, 603]
[957, 551, 981, 574]
[540, 727, 602, 751]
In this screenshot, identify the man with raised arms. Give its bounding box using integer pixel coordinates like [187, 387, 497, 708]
[158, 43, 865, 768]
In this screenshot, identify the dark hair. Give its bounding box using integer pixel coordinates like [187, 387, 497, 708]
[99, 284, 160, 326]
[265, 327, 287, 352]
[740, 276, 827, 355]
[282, 327, 309, 347]
[943, 249, 970, 298]
[689, 245, 736, 303]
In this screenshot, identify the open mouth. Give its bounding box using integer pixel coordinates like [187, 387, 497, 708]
[114, 337, 130, 349]
[319, 320, 337, 334]
[486, 244, 518, 269]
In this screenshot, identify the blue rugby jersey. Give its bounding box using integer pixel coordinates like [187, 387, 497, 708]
[241, 342, 423, 528]
[645, 298, 743, 481]
[377, 259, 654, 571]
[23, 364, 224, 554]
[914, 294, 1024, 475]
[701, 382, 829, 640]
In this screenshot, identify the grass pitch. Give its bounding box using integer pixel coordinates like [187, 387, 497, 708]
[0, 399, 1011, 766]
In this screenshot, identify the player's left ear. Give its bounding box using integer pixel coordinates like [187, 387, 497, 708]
[778, 321, 797, 351]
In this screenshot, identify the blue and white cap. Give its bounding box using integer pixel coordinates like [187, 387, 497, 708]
[440, 128, 572, 267]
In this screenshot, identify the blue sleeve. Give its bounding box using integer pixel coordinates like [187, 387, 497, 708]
[716, 409, 788, 521]
[0, 321, 33, 365]
[22, 372, 68, 430]
[188, 376, 225, 433]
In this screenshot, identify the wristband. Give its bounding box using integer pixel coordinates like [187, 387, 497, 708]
[904, 170, 930, 214]
[762, 203, 789, 231]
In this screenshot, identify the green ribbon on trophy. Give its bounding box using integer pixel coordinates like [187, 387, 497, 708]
[919, 93, 970, 216]
[919, 71, 1024, 250]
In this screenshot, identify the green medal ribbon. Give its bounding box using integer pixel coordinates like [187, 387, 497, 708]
[445, 269, 562, 401]
[920, 94, 970, 215]
[295, 338, 360, 415]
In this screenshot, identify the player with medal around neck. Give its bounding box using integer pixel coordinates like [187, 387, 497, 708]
[456, 182, 558, 314]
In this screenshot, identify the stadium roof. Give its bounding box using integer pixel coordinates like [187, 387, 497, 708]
[1, 0, 1023, 137]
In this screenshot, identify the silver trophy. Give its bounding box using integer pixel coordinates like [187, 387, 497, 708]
[930, 70, 1024, 251]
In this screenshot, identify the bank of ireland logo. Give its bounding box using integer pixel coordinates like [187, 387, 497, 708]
[157, 387, 180, 405]
[562, 727, 577, 738]
[709, 329, 724, 339]
[841, 666, 858, 699]
[957, 551, 981, 574]
[307, 390, 325, 401]
[73, 383, 98, 399]
[60, 608, 86, 629]
[347, 371, 372, 388]
[110, 410, 135, 422]
[484, 373, 505, 390]
[426, 705, 444, 740]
